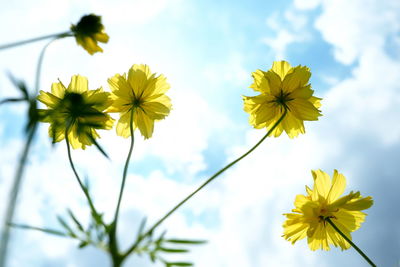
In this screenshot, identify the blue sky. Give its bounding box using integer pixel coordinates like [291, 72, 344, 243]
[1, 0, 400, 266]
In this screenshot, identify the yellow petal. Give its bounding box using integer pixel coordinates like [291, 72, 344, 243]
[37, 91, 61, 108]
[128, 65, 151, 98]
[135, 108, 154, 139]
[272, 61, 292, 80]
[311, 169, 332, 200]
[327, 170, 346, 203]
[108, 73, 133, 99]
[334, 209, 366, 232]
[68, 75, 88, 94]
[289, 85, 313, 99]
[141, 101, 171, 120]
[116, 112, 132, 138]
[282, 66, 311, 93]
[94, 32, 109, 43]
[250, 70, 270, 93]
[81, 36, 103, 55]
[287, 98, 321, 121]
[309, 96, 322, 109]
[264, 70, 281, 96]
[281, 111, 305, 138]
[342, 196, 373, 211]
[283, 219, 308, 244]
[51, 82, 66, 98]
[307, 223, 330, 251]
[153, 74, 171, 95]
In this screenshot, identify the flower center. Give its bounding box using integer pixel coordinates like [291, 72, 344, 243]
[275, 89, 292, 108]
[132, 98, 143, 107]
[73, 14, 103, 36]
[61, 92, 86, 117]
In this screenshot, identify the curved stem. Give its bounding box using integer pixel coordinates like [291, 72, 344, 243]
[0, 122, 37, 267]
[114, 108, 135, 223]
[109, 109, 135, 265]
[326, 218, 376, 267]
[123, 109, 288, 258]
[0, 31, 72, 51]
[0, 33, 65, 267]
[65, 131, 99, 218]
[34, 38, 57, 94]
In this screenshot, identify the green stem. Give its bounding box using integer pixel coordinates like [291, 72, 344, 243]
[0, 31, 72, 51]
[0, 122, 37, 267]
[8, 223, 69, 238]
[114, 108, 135, 223]
[326, 217, 376, 267]
[123, 109, 288, 259]
[0, 32, 71, 267]
[65, 131, 100, 220]
[109, 108, 135, 266]
[34, 38, 57, 94]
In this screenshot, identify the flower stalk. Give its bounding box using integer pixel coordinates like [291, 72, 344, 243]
[65, 129, 100, 217]
[109, 108, 135, 266]
[123, 108, 288, 258]
[0, 31, 71, 51]
[325, 217, 376, 267]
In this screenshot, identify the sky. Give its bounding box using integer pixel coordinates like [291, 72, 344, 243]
[0, 0, 400, 266]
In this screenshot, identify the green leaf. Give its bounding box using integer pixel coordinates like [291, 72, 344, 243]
[166, 262, 193, 266]
[159, 247, 189, 253]
[165, 239, 207, 245]
[7, 72, 29, 99]
[149, 251, 156, 263]
[155, 230, 167, 248]
[88, 135, 109, 159]
[57, 216, 76, 237]
[67, 209, 84, 232]
[8, 223, 68, 238]
[91, 211, 104, 227]
[0, 98, 26, 105]
[78, 241, 89, 248]
[137, 217, 147, 237]
[26, 99, 39, 133]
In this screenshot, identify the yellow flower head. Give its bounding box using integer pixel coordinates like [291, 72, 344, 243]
[283, 170, 373, 251]
[107, 64, 172, 139]
[243, 61, 322, 138]
[70, 14, 109, 55]
[37, 75, 114, 149]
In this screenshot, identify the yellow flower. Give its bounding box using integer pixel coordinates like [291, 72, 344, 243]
[243, 61, 322, 138]
[37, 75, 114, 149]
[107, 64, 172, 139]
[283, 170, 373, 251]
[70, 14, 109, 55]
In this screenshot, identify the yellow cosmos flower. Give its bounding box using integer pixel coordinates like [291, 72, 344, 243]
[37, 75, 114, 149]
[70, 14, 109, 55]
[283, 170, 373, 251]
[107, 64, 172, 139]
[243, 61, 322, 138]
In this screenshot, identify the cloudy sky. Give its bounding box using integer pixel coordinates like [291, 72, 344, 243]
[1, 0, 400, 266]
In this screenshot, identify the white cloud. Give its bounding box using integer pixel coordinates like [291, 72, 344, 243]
[293, 0, 321, 10]
[315, 0, 400, 65]
[263, 10, 311, 59]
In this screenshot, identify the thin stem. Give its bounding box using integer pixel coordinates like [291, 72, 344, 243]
[114, 108, 135, 223]
[123, 109, 288, 258]
[326, 217, 376, 267]
[8, 223, 69, 238]
[109, 108, 135, 266]
[0, 31, 72, 51]
[0, 123, 37, 267]
[65, 131, 100, 219]
[0, 32, 69, 267]
[34, 38, 56, 94]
